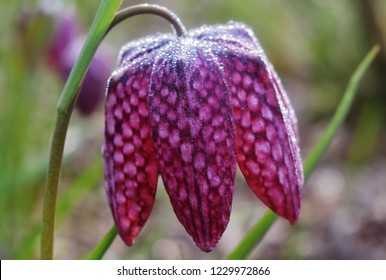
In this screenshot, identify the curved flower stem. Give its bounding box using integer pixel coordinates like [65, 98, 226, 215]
[41, 0, 123, 260]
[106, 4, 187, 37]
[226, 45, 380, 260]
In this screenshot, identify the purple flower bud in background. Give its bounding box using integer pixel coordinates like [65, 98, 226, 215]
[46, 12, 112, 116]
[103, 22, 303, 252]
[18, 5, 112, 116]
[46, 11, 80, 71]
[55, 37, 112, 116]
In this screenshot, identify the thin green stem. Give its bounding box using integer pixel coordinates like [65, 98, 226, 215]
[41, 103, 74, 260]
[16, 157, 102, 259]
[226, 45, 380, 260]
[88, 225, 117, 260]
[41, 0, 122, 260]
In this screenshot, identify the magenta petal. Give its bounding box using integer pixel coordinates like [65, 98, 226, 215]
[103, 60, 159, 245]
[210, 24, 303, 223]
[148, 44, 236, 252]
[227, 54, 303, 223]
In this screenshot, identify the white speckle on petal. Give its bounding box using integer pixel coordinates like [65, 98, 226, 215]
[247, 94, 259, 111]
[181, 143, 192, 162]
[124, 162, 137, 177]
[262, 104, 273, 121]
[255, 140, 271, 156]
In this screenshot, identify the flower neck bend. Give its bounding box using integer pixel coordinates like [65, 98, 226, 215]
[108, 4, 187, 37]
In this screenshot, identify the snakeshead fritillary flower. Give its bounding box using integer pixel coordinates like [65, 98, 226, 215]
[103, 22, 303, 252]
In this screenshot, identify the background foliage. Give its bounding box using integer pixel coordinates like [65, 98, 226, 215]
[1, 0, 385, 259]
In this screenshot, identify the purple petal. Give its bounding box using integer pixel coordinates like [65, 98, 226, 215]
[195, 23, 304, 220]
[148, 43, 236, 252]
[206, 23, 303, 223]
[104, 60, 158, 245]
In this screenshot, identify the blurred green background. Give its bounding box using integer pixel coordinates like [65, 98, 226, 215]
[1, 0, 386, 259]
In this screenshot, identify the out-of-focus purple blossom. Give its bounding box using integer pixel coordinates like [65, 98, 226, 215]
[18, 5, 112, 116]
[46, 12, 112, 116]
[46, 11, 80, 71]
[103, 22, 304, 252]
[56, 37, 112, 116]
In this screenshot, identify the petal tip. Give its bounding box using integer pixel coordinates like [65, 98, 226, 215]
[287, 211, 301, 225]
[196, 241, 216, 253]
[122, 235, 136, 246]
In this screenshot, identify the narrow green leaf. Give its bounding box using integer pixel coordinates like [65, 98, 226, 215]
[226, 45, 380, 260]
[88, 225, 117, 260]
[226, 210, 277, 260]
[303, 45, 380, 175]
[41, 0, 123, 260]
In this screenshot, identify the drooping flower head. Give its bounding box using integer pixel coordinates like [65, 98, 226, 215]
[103, 21, 303, 252]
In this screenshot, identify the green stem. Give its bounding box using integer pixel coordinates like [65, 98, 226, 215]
[16, 157, 102, 259]
[88, 225, 117, 260]
[41, 103, 74, 260]
[226, 45, 380, 260]
[40, 0, 122, 260]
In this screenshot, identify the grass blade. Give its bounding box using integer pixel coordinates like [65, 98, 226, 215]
[88, 225, 117, 260]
